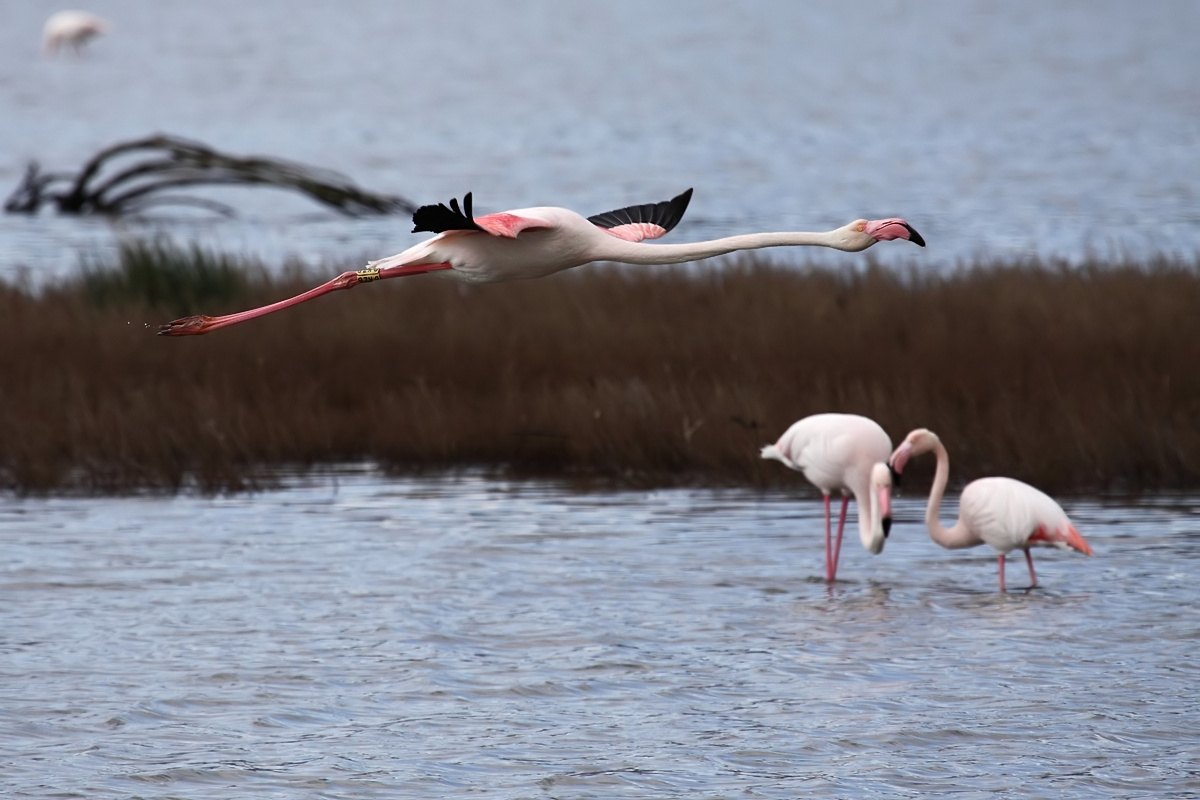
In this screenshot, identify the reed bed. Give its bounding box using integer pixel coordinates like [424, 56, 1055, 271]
[2, 241, 1198, 494]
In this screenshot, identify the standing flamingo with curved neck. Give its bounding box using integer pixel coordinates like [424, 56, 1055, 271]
[888, 428, 1093, 592]
[761, 414, 895, 582]
[158, 188, 924, 335]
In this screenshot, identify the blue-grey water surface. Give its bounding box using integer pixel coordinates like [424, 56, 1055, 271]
[1, 0, 1199, 284]
[2, 3, 1199, 796]
[1, 471, 1198, 798]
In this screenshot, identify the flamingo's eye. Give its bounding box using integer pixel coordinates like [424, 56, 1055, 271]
[857, 224, 865, 232]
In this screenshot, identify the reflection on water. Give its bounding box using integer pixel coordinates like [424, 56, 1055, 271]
[1, 471, 1197, 797]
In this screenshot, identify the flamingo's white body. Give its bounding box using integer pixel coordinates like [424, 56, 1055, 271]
[761, 413, 894, 582]
[43, 11, 110, 56]
[159, 189, 925, 335]
[889, 428, 1093, 591]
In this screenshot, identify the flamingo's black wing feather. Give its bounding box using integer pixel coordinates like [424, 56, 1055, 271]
[412, 192, 484, 233]
[587, 188, 693, 235]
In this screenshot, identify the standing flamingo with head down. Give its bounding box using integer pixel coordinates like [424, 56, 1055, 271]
[761, 414, 895, 582]
[888, 428, 1093, 592]
[158, 188, 924, 335]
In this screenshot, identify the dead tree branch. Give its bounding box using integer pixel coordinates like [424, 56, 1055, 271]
[4, 134, 415, 217]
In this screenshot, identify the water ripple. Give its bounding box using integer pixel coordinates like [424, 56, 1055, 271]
[1, 474, 1198, 796]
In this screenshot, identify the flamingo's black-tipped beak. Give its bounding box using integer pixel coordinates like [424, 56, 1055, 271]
[903, 223, 926, 247]
[888, 463, 902, 489]
[882, 516, 892, 539]
[864, 218, 926, 247]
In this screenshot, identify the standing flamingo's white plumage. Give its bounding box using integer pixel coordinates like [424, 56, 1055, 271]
[761, 413, 895, 582]
[889, 428, 1093, 591]
[159, 188, 925, 335]
[43, 11, 110, 56]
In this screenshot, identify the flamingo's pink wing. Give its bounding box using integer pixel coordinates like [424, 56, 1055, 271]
[588, 188, 693, 243]
[412, 188, 695, 242]
[473, 213, 552, 239]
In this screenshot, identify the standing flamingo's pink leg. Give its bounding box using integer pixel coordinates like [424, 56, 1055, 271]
[998, 553, 1007, 593]
[157, 261, 454, 336]
[829, 495, 850, 581]
[1024, 548, 1037, 587]
[822, 494, 833, 581]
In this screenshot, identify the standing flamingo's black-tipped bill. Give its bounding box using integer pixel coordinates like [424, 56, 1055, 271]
[904, 223, 926, 247]
[888, 463, 902, 489]
[588, 188, 694, 234]
[412, 193, 485, 234]
[882, 516, 892, 539]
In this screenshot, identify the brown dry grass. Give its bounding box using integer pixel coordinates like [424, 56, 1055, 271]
[2, 246, 1199, 493]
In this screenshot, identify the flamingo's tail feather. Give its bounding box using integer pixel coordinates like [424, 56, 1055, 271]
[1063, 525, 1094, 556]
[760, 444, 786, 464]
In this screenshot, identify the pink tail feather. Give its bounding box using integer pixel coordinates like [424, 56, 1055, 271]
[1062, 525, 1094, 555]
[1029, 523, 1094, 556]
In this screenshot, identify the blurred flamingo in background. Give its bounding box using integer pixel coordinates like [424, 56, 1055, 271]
[761, 413, 895, 582]
[43, 10, 111, 56]
[889, 428, 1093, 592]
[158, 188, 925, 335]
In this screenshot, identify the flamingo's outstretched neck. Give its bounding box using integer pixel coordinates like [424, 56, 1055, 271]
[605, 231, 844, 265]
[601, 219, 923, 265]
[157, 262, 452, 336]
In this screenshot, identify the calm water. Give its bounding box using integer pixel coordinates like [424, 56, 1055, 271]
[1, 0, 1199, 284]
[1, 471, 1198, 798]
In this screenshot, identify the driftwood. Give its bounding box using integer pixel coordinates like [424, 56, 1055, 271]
[4, 134, 415, 217]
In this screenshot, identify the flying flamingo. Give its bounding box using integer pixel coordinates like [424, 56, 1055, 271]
[761, 413, 895, 582]
[43, 11, 110, 56]
[158, 188, 925, 336]
[888, 428, 1093, 592]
